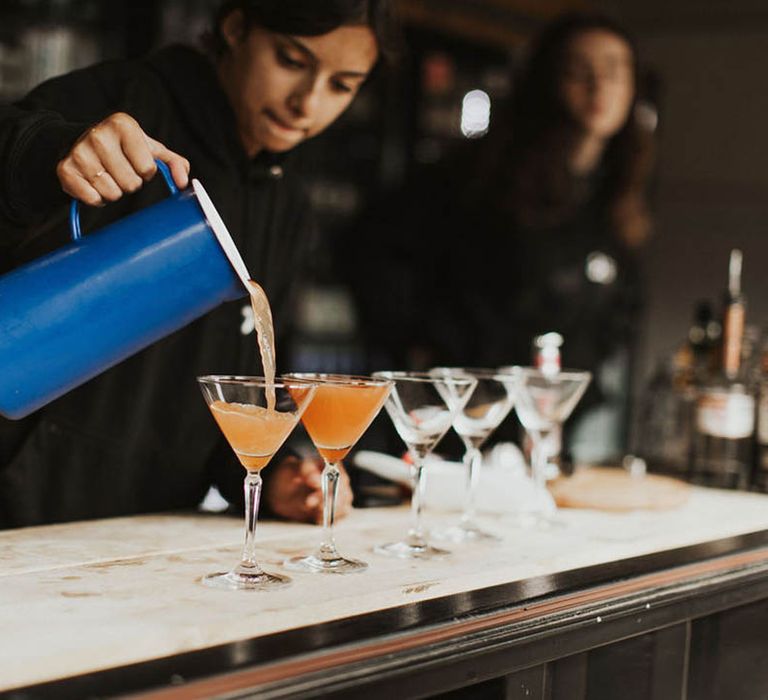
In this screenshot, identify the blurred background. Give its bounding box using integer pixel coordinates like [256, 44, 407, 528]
[3, 0, 768, 471]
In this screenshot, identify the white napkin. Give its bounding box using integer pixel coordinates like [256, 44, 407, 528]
[353, 442, 555, 515]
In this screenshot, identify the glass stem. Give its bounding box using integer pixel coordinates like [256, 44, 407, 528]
[531, 432, 549, 493]
[407, 462, 427, 548]
[240, 470, 264, 571]
[318, 461, 341, 560]
[461, 447, 482, 527]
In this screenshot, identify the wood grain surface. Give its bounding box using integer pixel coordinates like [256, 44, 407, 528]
[1, 486, 767, 692]
[550, 467, 690, 511]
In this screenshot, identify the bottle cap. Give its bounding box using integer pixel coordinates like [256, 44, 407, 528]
[534, 332, 563, 377]
[728, 249, 743, 298]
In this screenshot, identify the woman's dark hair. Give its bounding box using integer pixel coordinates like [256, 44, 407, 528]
[204, 0, 399, 64]
[476, 12, 654, 248]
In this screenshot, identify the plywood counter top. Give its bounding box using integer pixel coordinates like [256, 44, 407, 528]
[3, 486, 768, 697]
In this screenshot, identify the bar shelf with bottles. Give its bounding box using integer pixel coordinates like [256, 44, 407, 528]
[638, 248, 768, 491]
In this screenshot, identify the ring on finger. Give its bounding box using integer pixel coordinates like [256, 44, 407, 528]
[91, 169, 106, 183]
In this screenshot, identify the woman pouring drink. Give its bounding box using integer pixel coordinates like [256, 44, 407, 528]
[0, 0, 397, 528]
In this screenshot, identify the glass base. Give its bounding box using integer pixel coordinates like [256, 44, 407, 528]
[432, 522, 502, 543]
[202, 567, 291, 591]
[284, 552, 368, 574]
[512, 511, 565, 531]
[374, 540, 450, 559]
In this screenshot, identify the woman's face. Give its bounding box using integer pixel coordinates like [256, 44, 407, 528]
[559, 29, 635, 140]
[219, 15, 379, 156]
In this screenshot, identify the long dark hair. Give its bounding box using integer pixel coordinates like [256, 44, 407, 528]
[205, 0, 399, 64]
[477, 13, 654, 248]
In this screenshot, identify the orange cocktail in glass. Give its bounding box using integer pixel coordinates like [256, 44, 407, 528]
[210, 401, 302, 471]
[198, 376, 316, 590]
[285, 374, 392, 573]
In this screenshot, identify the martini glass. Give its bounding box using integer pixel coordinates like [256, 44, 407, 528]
[197, 376, 316, 591]
[429, 368, 516, 541]
[505, 367, 591, 523]
[282, 373, 392, 574]
[371, 371, 477, 559]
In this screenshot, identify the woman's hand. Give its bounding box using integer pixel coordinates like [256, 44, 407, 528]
[264, 455, 354, 524]
[56, 112, 190, 206]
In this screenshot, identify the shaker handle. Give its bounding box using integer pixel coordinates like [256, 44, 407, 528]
[69, 159, 179, 242]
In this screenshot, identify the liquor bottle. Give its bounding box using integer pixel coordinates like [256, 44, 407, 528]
[688, 300, 720, 384]
[636, 304, 704, 476]
[522, 332, 564, 476]
[752, 339, 768, 491]
[636, 355, 689, 475]
[690, 249, 755, 489]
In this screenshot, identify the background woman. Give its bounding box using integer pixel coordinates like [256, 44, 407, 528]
[343, 12, 654, 461]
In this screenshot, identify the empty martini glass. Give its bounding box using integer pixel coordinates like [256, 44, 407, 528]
[504, 366, 591, 525]
[197, 376, 316, 590]
[429, 367, 516, 541]
[282, 373, 392, 574]
[371, 371, 476, 559]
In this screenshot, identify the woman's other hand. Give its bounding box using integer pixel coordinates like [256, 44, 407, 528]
[56, 112, 190, 206]
[265, 455, 354, 524]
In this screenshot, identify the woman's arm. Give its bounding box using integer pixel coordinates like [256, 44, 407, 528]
[0, 104, 86, 229]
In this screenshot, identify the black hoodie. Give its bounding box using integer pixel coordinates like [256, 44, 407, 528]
[0, 45, 315, 527]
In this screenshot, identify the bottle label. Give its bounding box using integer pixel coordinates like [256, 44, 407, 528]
[696, 390, 755, 439]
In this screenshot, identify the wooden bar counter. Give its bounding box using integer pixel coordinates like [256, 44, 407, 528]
[3, 487, 768, 699]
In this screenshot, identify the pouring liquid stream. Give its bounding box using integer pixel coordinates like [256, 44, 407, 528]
[246, 279, 276, 410]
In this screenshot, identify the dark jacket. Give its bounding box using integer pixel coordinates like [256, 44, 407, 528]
[0, 45, 314, 528]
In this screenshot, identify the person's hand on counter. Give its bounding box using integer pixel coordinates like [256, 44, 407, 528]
[56, 111, 190, 207]
[264, 455, 354, 524]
